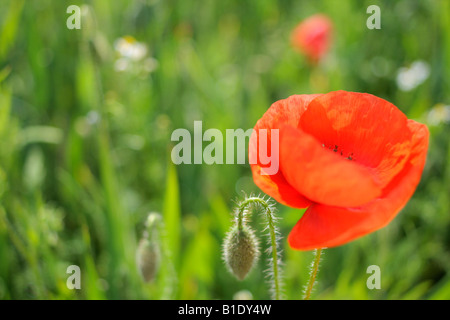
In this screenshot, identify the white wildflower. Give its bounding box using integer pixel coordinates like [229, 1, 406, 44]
[114, 36, 147, 61]
[396, 60, 430, 91]
[427, 104, 450, 126]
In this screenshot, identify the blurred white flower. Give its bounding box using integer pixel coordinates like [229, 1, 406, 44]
[396, 60, 430, 92]
[143, 57, 159, 73]
[114, 36, 147, 61]
[113, 36, 158, 75]
[86, 110, 101, 125]
[75, 110, 101, 136]
[427, 104, 450, 126]
[114, 57, 130, 72]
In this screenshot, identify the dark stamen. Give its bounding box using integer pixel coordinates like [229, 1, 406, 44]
[323, 143, 355, 161]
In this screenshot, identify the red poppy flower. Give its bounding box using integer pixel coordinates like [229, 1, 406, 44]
[249, 91, 429, 250]
[291, 14, 333, 64]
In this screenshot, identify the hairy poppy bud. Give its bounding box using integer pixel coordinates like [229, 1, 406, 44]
[136, 237, 160, 283]
[136, 212, 162, 282]
[223, 225, 260, 280]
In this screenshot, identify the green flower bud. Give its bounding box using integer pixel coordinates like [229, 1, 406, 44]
[136, 212, 163, 283]
[223, 225, 260, 280]
[136, 237, 160, 283]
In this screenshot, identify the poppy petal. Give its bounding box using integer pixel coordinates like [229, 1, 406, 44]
[299, 91, 413, 188]
[249, 94, 320, 208]
[279, 124, 382, 207]
[288, 120, 429, 250]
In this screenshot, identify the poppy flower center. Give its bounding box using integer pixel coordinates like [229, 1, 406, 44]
[322, 143, 355, 161]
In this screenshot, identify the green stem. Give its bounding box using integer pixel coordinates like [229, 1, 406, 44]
[237, 197, 282, 300]
[304, 248, 324, 300]
[0, 207, 47, 298]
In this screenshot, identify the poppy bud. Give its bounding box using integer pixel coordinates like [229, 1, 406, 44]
[136, 237, 160, 283]
[136, 212, 162, 283]
[291, 14, 333, 64]
[223, 225, 260, 280]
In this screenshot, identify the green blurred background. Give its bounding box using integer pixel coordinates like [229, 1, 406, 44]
[0, 0, 449, 300]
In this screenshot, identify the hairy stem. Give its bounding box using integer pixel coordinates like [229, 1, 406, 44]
[304, 248, 324, 300]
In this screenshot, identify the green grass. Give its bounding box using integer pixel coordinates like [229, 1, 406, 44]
[0, 0, 449, 300]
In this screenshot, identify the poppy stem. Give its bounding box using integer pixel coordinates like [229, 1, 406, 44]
[303, 248, 324, 300]
[237, 196, 283, 300]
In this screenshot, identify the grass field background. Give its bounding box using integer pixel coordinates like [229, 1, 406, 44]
[0, 0, 449, 300]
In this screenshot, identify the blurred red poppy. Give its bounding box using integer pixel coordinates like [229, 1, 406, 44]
[249, 91, 429, 250]
[291, 14, 333, 64]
